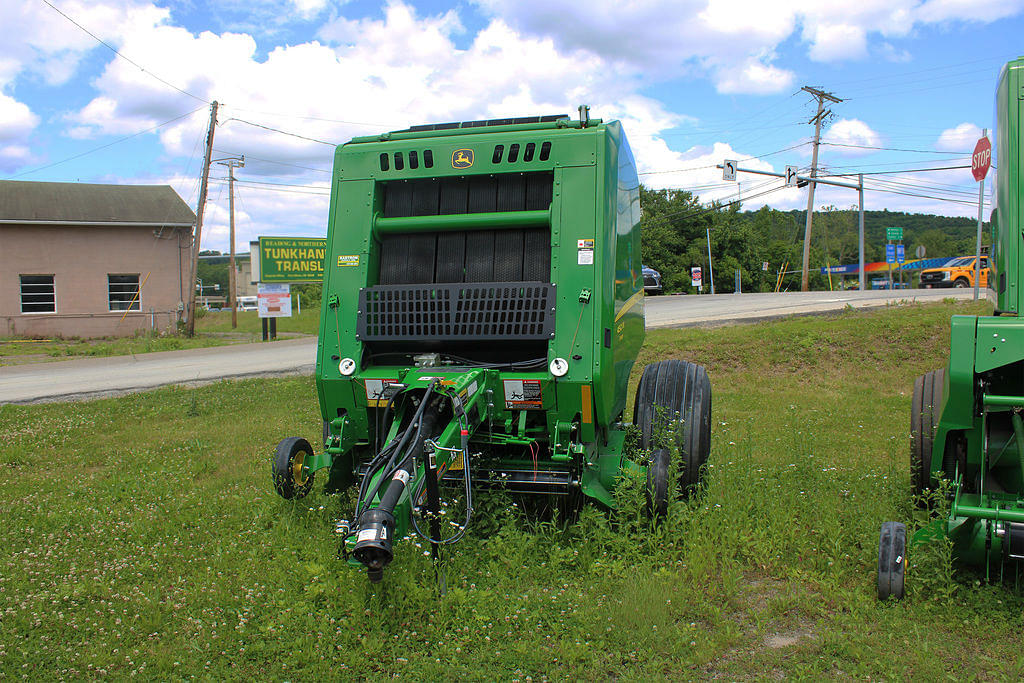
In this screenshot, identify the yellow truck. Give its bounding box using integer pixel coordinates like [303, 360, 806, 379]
[919, 255, 989, 289]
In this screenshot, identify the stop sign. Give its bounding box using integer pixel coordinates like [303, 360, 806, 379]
[972, 136, 992, 182]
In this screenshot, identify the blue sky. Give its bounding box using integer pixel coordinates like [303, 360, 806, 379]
[1, 0, 1022, 252]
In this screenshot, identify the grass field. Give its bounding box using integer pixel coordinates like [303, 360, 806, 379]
[0, 309, 318, 365]
[3, 299, 1023, 679]
[0, 333, 229, 365]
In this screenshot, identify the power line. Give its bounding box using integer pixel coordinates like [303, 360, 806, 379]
[39, 0, 209, 104]
[862, 183, 989, 208]
[221, 118, 338, 146]
[221, 106, 395, 129]
[638, 141, 810, 176]
[212, 150, 331, 174]
[211, 177, 329, 191]
[821, 141, 970, 155]
[823, 164, 971, 176]
[208, 180, 329, 196]
[5, 106, 206, 179]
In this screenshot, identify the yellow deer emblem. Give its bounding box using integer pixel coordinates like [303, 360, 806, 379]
[452, 149, 474, 169]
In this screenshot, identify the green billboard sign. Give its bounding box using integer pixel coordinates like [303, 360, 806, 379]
[886, 226, 903, 241]
[258, 236, 327, 282]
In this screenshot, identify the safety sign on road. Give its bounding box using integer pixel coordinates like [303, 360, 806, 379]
[886, 244, 896, 264]
[722, 160, 737, 181]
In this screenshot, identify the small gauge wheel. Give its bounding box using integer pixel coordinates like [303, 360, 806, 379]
[877, 521, 907, 601]
[273, 437, 315, 499]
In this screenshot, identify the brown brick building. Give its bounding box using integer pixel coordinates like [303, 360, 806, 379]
[0, 181, 196, 338]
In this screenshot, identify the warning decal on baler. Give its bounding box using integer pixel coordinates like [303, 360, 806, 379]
[577, 238, 594, 265]
[503, 379, 543, 410]
[364, 379, 399, 407]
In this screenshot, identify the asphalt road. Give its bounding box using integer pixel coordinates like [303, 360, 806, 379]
[644, 286, 974, 328]
[0, 288, 975, 404]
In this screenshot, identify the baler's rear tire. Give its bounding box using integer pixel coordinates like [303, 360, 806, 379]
[634, 359, 712, 494]
[273, 437, 315, 500]
[911, 369, 944, 496]
[645, 448, 671, 520]
[877, 521, 907, 601]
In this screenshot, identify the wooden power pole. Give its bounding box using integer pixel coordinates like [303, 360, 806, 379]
[800, 86, 842, 292]
[216, 154, 245, 329]
[186, 100, 219, 337]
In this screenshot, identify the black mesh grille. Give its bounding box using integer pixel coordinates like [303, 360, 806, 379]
[358, 282, 555, 341]
[378, 227, 550, 285]
[383, 172, 552, 217]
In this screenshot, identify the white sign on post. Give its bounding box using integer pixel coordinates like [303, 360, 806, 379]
[691, 266, 703, 288]
[784, 165, 799, 187]
[258, 283, 292, 318]
[722, 160, 737, 181]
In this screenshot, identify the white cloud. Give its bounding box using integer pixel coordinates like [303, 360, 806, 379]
[0, 93, 39, 172]
[714, 57, 795, 95]
[916, 0, 1024, 22]
[291, 0, 330, 18]
[0, 94, 39, 142]
[822, 118, 881, 153]
[471, 0, 1023, 89]
[935, 122, 983, 151]
[806, 23, 867, 62]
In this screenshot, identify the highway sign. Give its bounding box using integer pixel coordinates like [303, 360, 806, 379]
[722, 160, 737, 181]
[896, 244, 905, 263]
[886, 244, 896, 264]
[258, 236, 327, 282]
[784, 165, 799, 187]
[886, 227, 903, 241]
[972, 136, 992, 182]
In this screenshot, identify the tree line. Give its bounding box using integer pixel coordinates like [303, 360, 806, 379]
[639, 187, 990, 293]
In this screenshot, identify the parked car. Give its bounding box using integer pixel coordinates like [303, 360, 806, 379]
[919, 256, 989, 289]
[237, 296, 258, 311]
[870, 279, 910, 290]
[642, 265, 663, 295]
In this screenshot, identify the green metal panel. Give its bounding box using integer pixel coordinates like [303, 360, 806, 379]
[992, 59, 1022, 313]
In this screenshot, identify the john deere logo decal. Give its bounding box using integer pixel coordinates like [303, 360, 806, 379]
[452, 149, 474, 169]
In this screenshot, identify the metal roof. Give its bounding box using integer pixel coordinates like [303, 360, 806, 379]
[0, 180, 196, 226]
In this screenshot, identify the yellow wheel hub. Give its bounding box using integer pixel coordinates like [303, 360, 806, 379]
[291, 451, 308, 487]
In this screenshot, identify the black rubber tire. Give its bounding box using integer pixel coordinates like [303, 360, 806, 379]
[634, 359, 712, 492]
[910, 369, 944, 495]
[273, 437, 315, 500]
[877, 521, 907, 601]
[645, 448, 671, 520]
[953, 278, 969, 288]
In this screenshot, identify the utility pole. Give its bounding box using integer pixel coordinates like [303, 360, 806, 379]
[186, 100, 219, 337]
[800, 86, 842, 292]
[216, 154, 244, 329]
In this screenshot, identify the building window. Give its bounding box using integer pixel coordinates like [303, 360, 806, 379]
[20, 275, 56, 313]
[108, 274, 141, 311]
